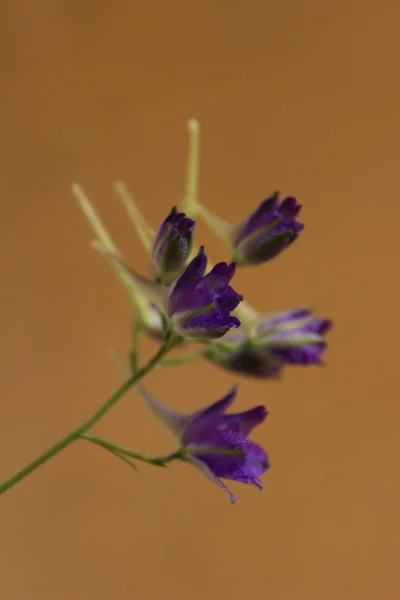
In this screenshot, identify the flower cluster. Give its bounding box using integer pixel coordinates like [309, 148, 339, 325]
[73, 121, 333, 504]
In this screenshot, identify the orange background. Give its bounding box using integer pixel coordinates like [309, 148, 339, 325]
[1, 2, 399, 599]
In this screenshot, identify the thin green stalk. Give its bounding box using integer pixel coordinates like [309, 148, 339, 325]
[81, 433, 182, 467]
[158, 350, 205, 368]
[130, 320, 143, 373]
[108, 347, 130, 377]
[89, 441, 139, 472]
[0, 337, 171, 496]
[72, 183, 117, 251]
[113, 181, 154, 252]
[72, 184, 146, 316]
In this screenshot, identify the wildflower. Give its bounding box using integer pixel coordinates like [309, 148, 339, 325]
[253, 308, 333, 364]
[167, 246, 243, 339]
[198, 192, 303, 266]
[152, 207, 195, 285]
[95, 246, 243, 341]
[232, 193, 304, 265]
[74, 184, 242, 340]
[138, 384, 269, 503]
[206, 308, 333, 378]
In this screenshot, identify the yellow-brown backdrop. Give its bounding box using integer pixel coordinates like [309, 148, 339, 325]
[1, 1, 399, 599]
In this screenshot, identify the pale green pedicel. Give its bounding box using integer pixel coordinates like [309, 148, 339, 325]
[0, 336, 172, 495]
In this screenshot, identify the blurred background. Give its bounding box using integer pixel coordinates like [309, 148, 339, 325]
[1, 1, 399, 599]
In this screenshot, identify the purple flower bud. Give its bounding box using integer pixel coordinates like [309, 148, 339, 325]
[138, 384, 269, 503]
[232, 192, 304, 266]
[206, 308, 333, 378]
[167, 246, 244, 339]
[152, 207, 195, 285]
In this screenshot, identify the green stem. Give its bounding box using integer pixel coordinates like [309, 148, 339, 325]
[82, 433, 182, 467]
[130, 320, 143, 373]
[158, 350, 205, 368]
[108, 347, 130, 377]
[0, 337, 171, 496]
[90, 442, 139, 472]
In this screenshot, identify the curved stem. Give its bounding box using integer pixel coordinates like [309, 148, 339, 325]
[88, 441, 139, 472]
[81, 433, 182, 467]
[0, 337, 171, 496]
[158, 350, 205, 368]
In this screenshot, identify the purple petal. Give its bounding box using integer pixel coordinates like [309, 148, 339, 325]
[315, 319, 333, 335]
[168, 279, 214, 316]
[201, 262, 236, 294]
[170, 246, 207, 296]
[265, 330, 326, 346]
[271, 344, 327, 365]
[183, 411, 242, 448]
[192, 432, 269, 489]
[218, 285, 243, 312]
[257, 308, 312, 332]
[170, 278, 242, 317]
[230, 441, 270, 482]
[183, 388, 238, 445]
[224, 316, 241, 329]
[279, 196, 302, 219]
[153, 207, 176, 249]
[222, 405, 268, 437]
[175, 311, 240, 339]
[190, 386, 238, 422]
[200, 263, 243, 312]
[233, 192, 279, 245]
[186, 455, 238, 503]
[169, 211, 195, 232]
[179, 245, 207, 280]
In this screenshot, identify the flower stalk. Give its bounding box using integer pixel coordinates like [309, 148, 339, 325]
[0, 335, 172, 496]
[81, 433, 183, 467]
[1, 119, 334, 504]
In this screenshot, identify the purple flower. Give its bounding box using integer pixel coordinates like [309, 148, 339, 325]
[138, 384, 269, 503]
[206, 308, 333, 378]
[167, 246, 243, 339]
[232, 192, 304, 266]
[255, 308, 333, 365]
[95, 245, 243, 341]
[152, 207, 195, 285]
